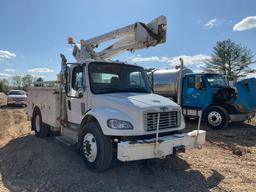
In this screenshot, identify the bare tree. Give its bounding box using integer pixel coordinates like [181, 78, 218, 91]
[22, 74, 33, 90]
[12, 75, 23, 89]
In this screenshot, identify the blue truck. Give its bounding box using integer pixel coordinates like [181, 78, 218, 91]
[149, 68, 256, 129]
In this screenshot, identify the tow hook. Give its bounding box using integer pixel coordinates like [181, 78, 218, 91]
[173, 145, 186, 154]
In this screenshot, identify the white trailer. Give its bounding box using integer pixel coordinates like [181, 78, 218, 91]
[28, 16, 205, 171]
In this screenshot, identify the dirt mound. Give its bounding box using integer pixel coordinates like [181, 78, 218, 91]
[0, 93, 7, 106]
[0, 108, 31, 147]
[0, 93, 30, 147]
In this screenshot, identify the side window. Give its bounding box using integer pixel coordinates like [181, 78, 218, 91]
[188, 76, 195, 88]
[129, 71, 145, 87]
[72, 67, 84, 91]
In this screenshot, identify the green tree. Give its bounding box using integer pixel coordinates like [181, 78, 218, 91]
[206, 39, 255, 81]
[22, 74, 33, 90]
[0, 79, 9, 93]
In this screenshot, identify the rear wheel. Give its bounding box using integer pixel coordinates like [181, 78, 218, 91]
[32, 108, 49, 137]
[205, 106, 229, 129]
[80, 122, 113, 172]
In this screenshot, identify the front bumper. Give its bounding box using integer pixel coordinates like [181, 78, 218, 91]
[7, 101, 27, 105]
[117, 130, 206, 161]
[229, 112, 255, 122]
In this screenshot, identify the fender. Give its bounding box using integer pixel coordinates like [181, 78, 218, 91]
[79, 106, 140, 136]
[202, 103, 239, 121]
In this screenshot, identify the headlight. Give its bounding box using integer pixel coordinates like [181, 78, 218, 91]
[107, 119, 133, 130]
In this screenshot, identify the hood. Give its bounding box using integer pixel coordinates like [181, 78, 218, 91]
[235, 78, 256, 112]
[91, 92, 180, 111]
[212, 87, 237, 104]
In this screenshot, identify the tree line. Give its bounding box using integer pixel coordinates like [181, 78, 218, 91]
[0, 75, 43, 93]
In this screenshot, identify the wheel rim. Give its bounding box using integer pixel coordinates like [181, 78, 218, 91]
[208, 111, 222, 126]
[83, 133, 97, 162]
[35, 114, 41, 132]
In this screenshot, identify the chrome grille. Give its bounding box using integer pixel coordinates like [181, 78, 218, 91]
[146, 111, 178, 131]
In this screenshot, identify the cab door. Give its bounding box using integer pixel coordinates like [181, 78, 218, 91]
[182, 75, 209, 109]
[66, 65, 88, 124]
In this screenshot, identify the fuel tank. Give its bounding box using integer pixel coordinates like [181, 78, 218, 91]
[148, 68, 192, 99]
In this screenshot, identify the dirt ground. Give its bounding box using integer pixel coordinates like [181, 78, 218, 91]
[0, 93, 255, 192]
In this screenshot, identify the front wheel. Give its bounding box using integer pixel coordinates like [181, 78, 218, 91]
[205, 106, 229, 129]
[80, 122, 113, 172]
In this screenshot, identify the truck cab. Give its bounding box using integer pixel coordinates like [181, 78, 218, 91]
[65, 60, 185, 136]
[150, 69, 255, 129]
[182, 73, 236, 128]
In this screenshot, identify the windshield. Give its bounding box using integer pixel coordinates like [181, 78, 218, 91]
[89, 62, 152, 94]
[206, 74, 229, 87]
[9, 91, 25, 95]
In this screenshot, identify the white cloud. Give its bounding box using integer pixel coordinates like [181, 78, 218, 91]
[233, 16, 256, 31]
[0, 73, 10, 77]
[0, 50, 16, 59]
[130, 54, 211, 66]
[28, 68, 54, 73]
[131, 56, 169, 63]
[4, 68, 16, 72]
[167, 54, 211, 66]
[204, 19, 217, 28]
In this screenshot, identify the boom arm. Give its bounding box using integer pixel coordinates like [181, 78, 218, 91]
[70, 15, 167, 62]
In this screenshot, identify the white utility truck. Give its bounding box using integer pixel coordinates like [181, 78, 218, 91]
[28, 16, 205, 171]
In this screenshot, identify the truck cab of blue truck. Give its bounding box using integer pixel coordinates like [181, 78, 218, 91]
[149, 69, 256, 129]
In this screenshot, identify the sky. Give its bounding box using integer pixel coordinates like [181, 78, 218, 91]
[0, 0, 256, 80]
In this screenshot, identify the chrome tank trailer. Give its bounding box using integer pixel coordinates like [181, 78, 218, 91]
[148, 68, 192, 101]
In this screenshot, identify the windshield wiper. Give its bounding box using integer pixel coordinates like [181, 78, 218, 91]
[95, 88, 124, 94]
[124, 88, 151, 93]
[95, 87, 150, 94]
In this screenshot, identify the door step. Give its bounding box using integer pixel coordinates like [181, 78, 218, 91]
[56, 136, 76, 146]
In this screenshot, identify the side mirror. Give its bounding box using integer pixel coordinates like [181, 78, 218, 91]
[65, 84, 70, 94]
[195, 75, 204, 90]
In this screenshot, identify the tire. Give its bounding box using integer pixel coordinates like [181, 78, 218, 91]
[204, 106, 229, 130]
[32, 108, 49, 137]
[79, 122, 113, 172]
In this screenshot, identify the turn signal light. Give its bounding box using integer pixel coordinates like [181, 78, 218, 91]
[68, 37, 74, 44]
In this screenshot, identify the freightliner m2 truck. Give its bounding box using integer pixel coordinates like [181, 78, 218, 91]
[149, 62, 256, 130]
[27, 16, 205, 171]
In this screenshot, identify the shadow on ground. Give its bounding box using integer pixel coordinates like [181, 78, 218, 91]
[0, 135, 224, 192]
